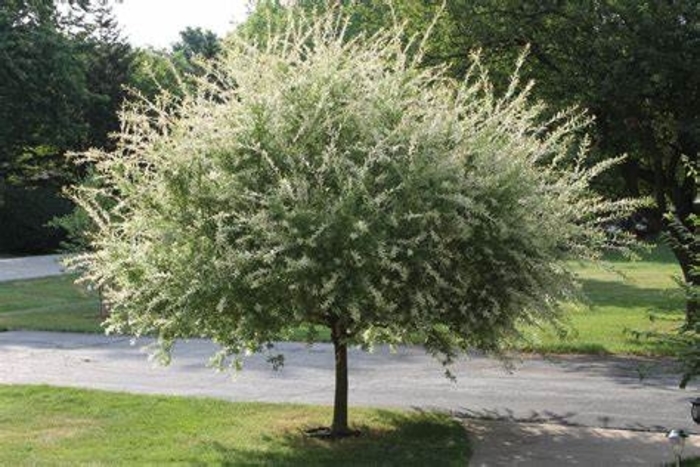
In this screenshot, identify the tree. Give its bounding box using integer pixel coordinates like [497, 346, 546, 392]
[68, 12, 635, 437]
[173, 26, 221, 61]
[0, 0, 133, 182]
[0, 0, 89, 185]
[0, 0, 91, 252]
[0, 0, 134, 253]
[670, 212, 700, 388]
[69, 0, 134, 152]
[126, 47, 183, 101]
[170, 27, 221, 77]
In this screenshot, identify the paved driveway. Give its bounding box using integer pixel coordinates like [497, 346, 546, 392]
[0, 331, 695, 432]
[0, 254, 66, 282]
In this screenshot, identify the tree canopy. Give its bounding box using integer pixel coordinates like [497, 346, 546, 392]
[69, 12, 635, 436]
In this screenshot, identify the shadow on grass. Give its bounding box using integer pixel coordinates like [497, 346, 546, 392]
[520, 341, 613, 356]
[580, 279, 684, 315]
[203, 410, 470, 467]
[528, 333, 686, 359]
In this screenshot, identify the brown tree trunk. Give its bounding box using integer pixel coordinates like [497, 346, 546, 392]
[678, 256, 699, 326]
[665, 216, 699, 326]
[330, 321, 351, 436]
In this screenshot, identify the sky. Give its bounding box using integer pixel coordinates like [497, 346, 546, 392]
[111, 1, 251, 49]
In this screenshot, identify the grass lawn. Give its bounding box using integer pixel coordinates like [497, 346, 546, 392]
[520, 244, 686, 356]
[0, 244, 687, 356]
[0, 275, 101, 333]
[0, 385, 469, 466]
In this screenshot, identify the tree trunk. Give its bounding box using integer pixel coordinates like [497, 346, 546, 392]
[98, 289, 111, 319]
[621, 159, 641, 198]
[678, 256, 699, 326]
[330, 321, 350, 436]
[665, 216, 699, 326]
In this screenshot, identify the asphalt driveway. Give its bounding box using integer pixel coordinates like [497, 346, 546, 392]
[0, 254, 65, 282]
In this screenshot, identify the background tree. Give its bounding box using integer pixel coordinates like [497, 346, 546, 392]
[69, 0, 133, 152]
[0, 0, 133, 253]
[0, 0, 88, 185]
[170, 27, 222, 88]
[126, 48, 183, 101]
[69, 13, 635, 437]
[173, 27, 221, 63]
[0, 0, 90, 252]
[671, 212, 700, 388]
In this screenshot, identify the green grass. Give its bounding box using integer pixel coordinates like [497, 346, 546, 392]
[0, 385, 469, 466]
[0, 244, 687, 356]
[0, 275, 102, 333]
[521, 244, 686, 356]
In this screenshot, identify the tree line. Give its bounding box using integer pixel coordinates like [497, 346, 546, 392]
[0, 0, 220, 253]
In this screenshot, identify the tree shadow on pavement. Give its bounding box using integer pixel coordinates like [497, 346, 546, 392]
[454, 407, 580, 427]
[454, 407, 672, 434]
[462, 417, 698, 467]
[542, 353, 685, 389]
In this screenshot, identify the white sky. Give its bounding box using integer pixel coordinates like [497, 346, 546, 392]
[111, 1, 251, 49]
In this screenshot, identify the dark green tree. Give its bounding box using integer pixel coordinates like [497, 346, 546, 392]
[171, 27, 221, 76]
[0, 0, 133, 253]
[69, 1, 134, 151]
[0, 0, 89, 252]
[0, 0, 89, 185]
[173, 26, 220, 61]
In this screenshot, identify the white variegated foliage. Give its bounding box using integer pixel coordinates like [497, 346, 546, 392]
[66, 14, 639, 369]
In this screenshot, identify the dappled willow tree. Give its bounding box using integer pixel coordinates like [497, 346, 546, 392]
[68, 13, 637, 437]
